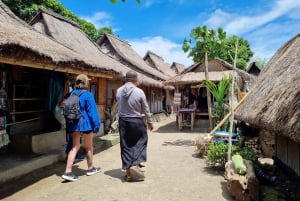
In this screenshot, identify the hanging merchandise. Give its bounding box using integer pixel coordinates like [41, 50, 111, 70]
[0, 82, 9, 148]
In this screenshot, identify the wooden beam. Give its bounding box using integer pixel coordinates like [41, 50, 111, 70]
[0, 57, 115, 79]
[7, 118, 39, 126]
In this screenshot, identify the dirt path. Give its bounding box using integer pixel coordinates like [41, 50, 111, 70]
[0, 116, 233, 201]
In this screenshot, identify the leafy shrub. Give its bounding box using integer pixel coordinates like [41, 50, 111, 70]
[238, 146, 258, 164]
[205, 141, 258, 168]
[205, 142, 238, 167]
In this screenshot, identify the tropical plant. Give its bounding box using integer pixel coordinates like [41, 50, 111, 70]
[201, 76, 232, 130]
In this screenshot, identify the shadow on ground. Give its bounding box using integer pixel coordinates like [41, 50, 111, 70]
[162, 139, 195, 147]
[0, 143, 109, 200]
[155, 120, 208, 134]
[0, 161, 65, 199]
[104, 168, 125, 181]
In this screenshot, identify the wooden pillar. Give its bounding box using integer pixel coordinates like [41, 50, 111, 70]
[97, 78, 107, 120]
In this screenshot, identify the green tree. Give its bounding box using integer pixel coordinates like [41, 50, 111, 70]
[98, 27, 114, 39]
[182, 26, 227, 130]
[252, 57, 268, 69]
[219, 36, 254, 70]
[182, 26, 226, 63]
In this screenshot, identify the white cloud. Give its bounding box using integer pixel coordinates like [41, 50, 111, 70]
[142, 0, 187, 7]
[80, 11, 112, 28]
[128, 36, 193, 67]
[204, 0, 300, 62]
[206, 0, 300, 35]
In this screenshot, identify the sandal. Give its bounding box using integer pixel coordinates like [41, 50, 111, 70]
[129, 166, 145, 179]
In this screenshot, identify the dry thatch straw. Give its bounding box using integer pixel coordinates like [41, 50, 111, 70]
[0, 1, 103, 73]
[164, 57, 255, 87]
[97, 33, 170, 81]
[143, 50, 177, 77]
[28, 8, 166, 87]
[235, 33, 300, 143]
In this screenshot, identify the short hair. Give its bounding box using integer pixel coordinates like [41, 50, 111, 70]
[125, 70, 138, 81]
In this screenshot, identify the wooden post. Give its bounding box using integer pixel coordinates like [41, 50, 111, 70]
[204, 52, 213, 130]
[209, 91, 248, 136]
[228, 39, 239, 161]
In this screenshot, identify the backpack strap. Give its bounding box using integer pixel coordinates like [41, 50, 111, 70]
[72, 89, 87, 97]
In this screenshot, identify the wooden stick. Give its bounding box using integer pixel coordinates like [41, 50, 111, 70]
[209, 91, 249, 136]
[7, 117, 39, 126]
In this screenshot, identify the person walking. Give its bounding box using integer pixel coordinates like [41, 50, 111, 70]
[59, 82, 85, 163]
[62, 74, 101, 182]
[116, 70, 154, 182]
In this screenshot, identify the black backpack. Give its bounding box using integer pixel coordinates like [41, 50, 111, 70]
[63, 90, 86, 124]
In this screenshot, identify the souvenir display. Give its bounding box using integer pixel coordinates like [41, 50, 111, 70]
[0, 82, 9, 148]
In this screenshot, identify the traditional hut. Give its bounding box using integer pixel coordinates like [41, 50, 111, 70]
[247, 62, 261, 76]
[97, 33, 171, 117]
[143, 51, 177, 113]
[235, 34, 300, 177]
[165, 58, 254, 109]
[165, 58, 255, 130]
[0, 1, 121, 154]
[28, 9, 168, 129]
[143, 51, 176, 77]
[170, 62, 185, 74]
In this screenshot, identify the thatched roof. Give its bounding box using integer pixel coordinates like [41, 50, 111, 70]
[247, 62, 261, 76]
[143, 51, 176, 77]
[165, 58, 255, 87]
[0, 1, 116, 77]
[235, 34, 300, 142]
[28, 9, 164, 88]
[170, 62, 185, 74]
[97, 33, 170, 81]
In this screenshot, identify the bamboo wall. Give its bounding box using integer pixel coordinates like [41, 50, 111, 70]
[97, 78, 107, 120]
[276, 134, 300, 176]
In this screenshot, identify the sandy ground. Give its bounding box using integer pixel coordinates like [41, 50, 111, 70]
[0, 116, 233, 201]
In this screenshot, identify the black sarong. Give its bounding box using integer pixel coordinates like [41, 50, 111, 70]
[119, 117, 148, 170]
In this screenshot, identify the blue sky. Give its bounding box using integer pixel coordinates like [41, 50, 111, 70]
[59, 0, 300, 67]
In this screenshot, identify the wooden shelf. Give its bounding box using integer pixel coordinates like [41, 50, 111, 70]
[10, 110, 44, 115]
[13, 98, 44, 101]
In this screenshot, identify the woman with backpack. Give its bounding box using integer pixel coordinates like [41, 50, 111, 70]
[62, 74, 101, 182]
